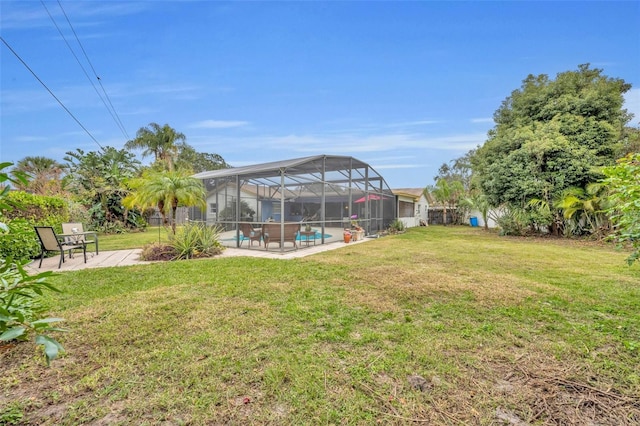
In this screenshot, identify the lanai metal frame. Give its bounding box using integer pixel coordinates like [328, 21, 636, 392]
[191, 155, 395, 251]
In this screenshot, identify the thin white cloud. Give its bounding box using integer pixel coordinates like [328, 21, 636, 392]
[15, 136, 48, 142]
[189, 120, 249, 129]
[0, 2, 148, 30]
[195, 131, 485, 154]
[374, 164, 422, 170]
[386, 120, 441, 127]
[470, 117, 493, 124]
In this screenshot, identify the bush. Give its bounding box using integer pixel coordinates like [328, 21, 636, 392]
[0, 258, 66, 366]
[140, 242, 176, 261]
[170, 222, 224, 260]
[496, 212, 528, 236]
[1, 191, 68, 224]
[388, 219, 406, 233]
[0, 191, 71, 261]
[0, 165, 66, 365]
[0, 219, 41, 260]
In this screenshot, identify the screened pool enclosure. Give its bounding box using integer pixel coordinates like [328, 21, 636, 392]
[190, 155, 396, 250]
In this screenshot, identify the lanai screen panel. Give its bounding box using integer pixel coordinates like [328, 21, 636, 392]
[192, 155, 395, 237]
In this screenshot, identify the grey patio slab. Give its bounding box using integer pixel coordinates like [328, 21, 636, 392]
[27, 237, 371, 273]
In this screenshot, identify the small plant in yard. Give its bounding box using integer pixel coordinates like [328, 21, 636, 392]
[140, 222, 224, 261]
[388, 218, 405, 233]
[170, 221, 224, 259]
[0, 260, 66, 365]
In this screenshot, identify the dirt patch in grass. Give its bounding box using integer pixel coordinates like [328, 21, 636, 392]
[343, 262, 546, 312]
[353, 349, 640, 425]
[476, 352, 640, 425]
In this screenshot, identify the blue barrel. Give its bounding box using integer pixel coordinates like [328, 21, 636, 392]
[469, 217, 478, 227]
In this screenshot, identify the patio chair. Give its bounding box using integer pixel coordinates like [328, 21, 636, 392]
[239, 223, 262, 247]
[34, 226, 87, 269]
[62, 222, 98, 255]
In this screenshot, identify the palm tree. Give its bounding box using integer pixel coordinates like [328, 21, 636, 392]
[124, 170, 205, 234]
[13, 156, 64, 195]
[556, 183, 610, 237]
[125, 123, 187, 171]
[425, 178, 464, 225]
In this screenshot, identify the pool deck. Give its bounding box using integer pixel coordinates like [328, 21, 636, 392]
[26, 235, 372, 273]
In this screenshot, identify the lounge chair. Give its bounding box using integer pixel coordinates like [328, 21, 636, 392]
[61, 222, 98, 255]
[34, 226, 87, 269]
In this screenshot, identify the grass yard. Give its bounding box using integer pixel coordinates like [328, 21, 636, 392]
[96, 226, 173, 251]
[2, 226, 639, 425]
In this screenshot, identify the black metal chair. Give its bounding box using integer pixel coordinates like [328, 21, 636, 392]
[34, 226, 87, 269]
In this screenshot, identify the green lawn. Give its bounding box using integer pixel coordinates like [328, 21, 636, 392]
[96, 226, 173, 251]
[2, 227, 639, 425]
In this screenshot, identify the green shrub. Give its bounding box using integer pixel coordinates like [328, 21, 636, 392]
[496, 212, 528, 236]
[0, 259, 66, 366]
[0, 191, 71, 261]
[388, 219, 406, 233]
[170, 222, 224, 260]
[0, 219, 41, 260]
[2, 191, 68, 224]
[0, 164, 66, 366]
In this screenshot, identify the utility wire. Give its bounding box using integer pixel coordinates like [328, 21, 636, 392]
[0, 36, 104, 150]
[55, 0, 130, 140]
[40, 0, 129, 140]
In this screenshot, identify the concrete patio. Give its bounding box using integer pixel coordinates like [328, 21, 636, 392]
[26, 235, 372, 273]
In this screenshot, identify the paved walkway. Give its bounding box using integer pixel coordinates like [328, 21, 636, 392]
[27, 238, 372, 273]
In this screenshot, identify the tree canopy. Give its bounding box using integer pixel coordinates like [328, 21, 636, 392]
[123, 170, 205, 234]
[12, 156, 64, 196]
[63, 147, 141, 229]
[472, 64, 633, 231]
[125, 122, 187, 171]
[603, 153, 640, 265]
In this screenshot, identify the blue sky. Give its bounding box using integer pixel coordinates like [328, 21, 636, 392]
[1, 1, 639, 189]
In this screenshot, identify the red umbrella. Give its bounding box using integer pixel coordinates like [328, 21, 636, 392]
[354, 194, 381, 203]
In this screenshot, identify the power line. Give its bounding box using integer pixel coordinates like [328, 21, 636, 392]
[55, 0, 130, 140]
[40, 0, 129, 140]
[0, 36, 104, 150]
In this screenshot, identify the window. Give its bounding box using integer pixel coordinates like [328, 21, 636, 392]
[210, 203, 217, 214]
[399, 201, 414, 217]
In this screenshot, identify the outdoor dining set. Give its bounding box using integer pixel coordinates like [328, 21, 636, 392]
[33, 223, 98, 269]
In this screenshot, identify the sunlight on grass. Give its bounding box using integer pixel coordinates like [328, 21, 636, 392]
[2, 227, 639, 424]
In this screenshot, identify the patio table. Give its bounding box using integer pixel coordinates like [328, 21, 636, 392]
[59, 231, 99, 255]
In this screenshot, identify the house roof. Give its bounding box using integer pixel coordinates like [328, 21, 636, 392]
[392, 188, 425, 200]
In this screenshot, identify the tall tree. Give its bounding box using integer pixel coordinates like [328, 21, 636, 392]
[124, 170, 205, 234]
[425, 178, 464, 225]
[125, 123, 187, 171]
[472, 64, 632, 232]
[434, 150, 475, 192]
[174, 145, 229, 173]
[63, 147, 140, 228]
[12, 156, 64, 196]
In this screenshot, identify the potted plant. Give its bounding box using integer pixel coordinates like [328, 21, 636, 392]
[343, 229, 352, 243]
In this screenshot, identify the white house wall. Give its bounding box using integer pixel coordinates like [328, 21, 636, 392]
[397, 194, 429, 228]
[468, 209, 499, 228]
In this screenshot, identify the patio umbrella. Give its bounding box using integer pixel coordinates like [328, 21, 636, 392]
[354, 194, 381, 203]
